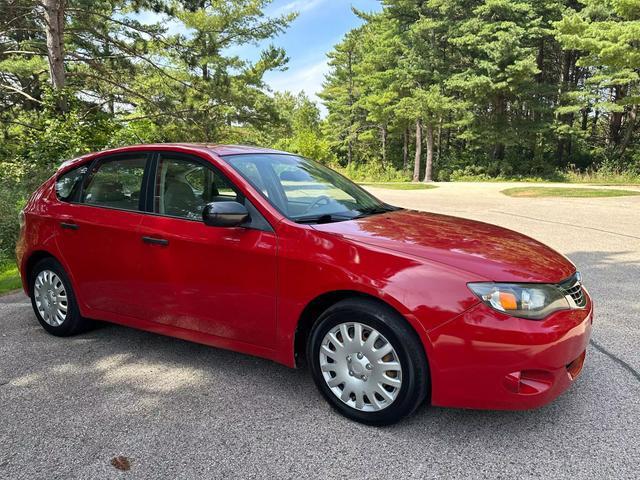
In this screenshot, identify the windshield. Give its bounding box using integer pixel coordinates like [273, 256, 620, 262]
[221, 153, 393, 222]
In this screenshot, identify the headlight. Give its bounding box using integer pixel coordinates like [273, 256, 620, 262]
[468, 282, 571, 320]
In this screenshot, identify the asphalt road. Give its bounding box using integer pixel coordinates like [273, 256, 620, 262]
[1, 182, 639, 479]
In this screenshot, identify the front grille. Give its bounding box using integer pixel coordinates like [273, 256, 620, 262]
[559, 273, 586, 308]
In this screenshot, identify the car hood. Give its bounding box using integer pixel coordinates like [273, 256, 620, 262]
[312, 209, 575, 283]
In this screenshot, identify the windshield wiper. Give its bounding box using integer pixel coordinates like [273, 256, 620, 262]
[294, 205, 399, 224]
[352, 205, 399, 219]
[294, 213, 354, 224]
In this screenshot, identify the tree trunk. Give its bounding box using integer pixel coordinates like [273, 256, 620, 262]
[581, 107, 590, 131]
[43, 0, 67, 112]
[492, 142, 505, 162]
[402, 127, 409, 170]
[555, 50, 578, 166]
[492, 95, 506, 161]
[445, 115, 452, 157]
[381, 125, 387, 165]
[535, 38, 544, 85]
[202, 38, 209, 80]
[609, 86, 625, 146]
[556, 139, 565, 167]
[423, 123, 434, 183]
[347, 49, 354, 166]
[620, 104, 637, 156]
[412, 119, 422, 182]
[436, 118, 443, 165]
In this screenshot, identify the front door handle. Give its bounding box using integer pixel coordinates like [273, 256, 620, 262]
[142, 236, 169, 246]
[60, 222, 79, 230]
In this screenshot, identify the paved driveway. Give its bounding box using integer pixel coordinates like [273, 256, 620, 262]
[1, 182, 639, 479]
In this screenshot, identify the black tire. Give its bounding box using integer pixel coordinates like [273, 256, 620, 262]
[307, 298, 430, 425]
[29, 257, 89, 336]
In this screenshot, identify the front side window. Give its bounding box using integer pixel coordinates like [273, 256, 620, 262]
[55, 165, 87, 201]
[82, 156, 147, 211]
[155, 155, 239, 220]
[222, 154, 392, 222]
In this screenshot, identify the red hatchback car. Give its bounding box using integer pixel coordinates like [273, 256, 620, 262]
[16, 144, 592, 424]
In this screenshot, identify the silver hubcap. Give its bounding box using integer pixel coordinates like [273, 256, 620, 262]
[34, 270, 68, 326]
[319, 322, 403, 412]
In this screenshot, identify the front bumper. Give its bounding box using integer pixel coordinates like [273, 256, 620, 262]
[426, 293, 593, 410]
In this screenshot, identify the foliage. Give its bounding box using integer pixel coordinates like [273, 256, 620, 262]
[320, 0, 640, 181]
[335, 162, 409, 183]
[2, 0, 640, 264]
[270, 92, 337, 163]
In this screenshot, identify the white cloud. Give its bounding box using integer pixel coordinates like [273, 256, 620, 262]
[265, 59, 329, 100]
[264, 59, 330, 115]
[273, 0, 327, 15]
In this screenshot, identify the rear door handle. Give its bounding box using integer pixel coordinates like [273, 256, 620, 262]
[142, 236, 169, 246]
[60, 222, 79, 230]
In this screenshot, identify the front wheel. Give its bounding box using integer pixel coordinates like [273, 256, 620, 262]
[30, 258, 90, 336]
[307, 298, 430, 425]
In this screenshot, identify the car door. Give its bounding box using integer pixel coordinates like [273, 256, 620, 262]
[136, 152, 278, 348]
[53, 152, 152, 319]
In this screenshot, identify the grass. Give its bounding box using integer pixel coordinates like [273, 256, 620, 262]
[501, 187, 640, 198]
[0, 263, 21, 295]
[360, 182, 438, 190]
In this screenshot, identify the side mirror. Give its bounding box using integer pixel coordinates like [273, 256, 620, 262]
[202, 201, 249, 227]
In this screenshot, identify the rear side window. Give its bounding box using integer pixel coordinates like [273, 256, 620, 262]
[82, 155, 147, 211]
[55, 165, 87, 201]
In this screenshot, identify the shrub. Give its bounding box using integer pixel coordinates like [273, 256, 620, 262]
[0, 160, 53, 261]
[274, 130, 337, 164]
[334, 161, 411, 182]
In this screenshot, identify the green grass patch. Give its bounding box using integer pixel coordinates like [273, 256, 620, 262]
[0, 263, 21, 295]
[501, 187, 640, 198]
[360, 182, 438, 190]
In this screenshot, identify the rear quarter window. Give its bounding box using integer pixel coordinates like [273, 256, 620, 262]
[55, 165, 87, 201]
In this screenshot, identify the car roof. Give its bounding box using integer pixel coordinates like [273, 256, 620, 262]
[58, 143, 289, 172]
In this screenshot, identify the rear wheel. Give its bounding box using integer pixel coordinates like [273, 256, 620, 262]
[307, 298, 429, 425]
[30, 258, 89, 336]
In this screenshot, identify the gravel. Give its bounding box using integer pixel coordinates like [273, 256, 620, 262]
[1, 181, 638, 479]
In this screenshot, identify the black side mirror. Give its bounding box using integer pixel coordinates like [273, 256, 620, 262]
[202, 201, 249, 227]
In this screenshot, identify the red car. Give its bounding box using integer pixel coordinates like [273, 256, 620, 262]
[16, 144, 592, 425]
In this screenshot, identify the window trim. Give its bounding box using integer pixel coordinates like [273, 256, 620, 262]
[220, 152, 388, 220]
[77, 152, 153, 214]
[147, 151, 274, 232]
[55, 164, 89, 203]
[54, 149, 274, 232]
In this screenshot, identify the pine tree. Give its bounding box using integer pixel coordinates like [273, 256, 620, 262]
[320, 28, 364, 165]
[556, 0, 640, 159]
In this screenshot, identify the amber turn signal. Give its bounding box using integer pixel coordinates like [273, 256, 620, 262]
[499, 292, 518, 310]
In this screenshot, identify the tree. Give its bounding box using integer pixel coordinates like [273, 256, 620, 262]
[43, 0, 66, 111]
[270, 92, 335, 163]
[320, 28, 364, 165]
[397, 86, 460, 182]
[353, 12, 404, 166]
[0, 0, 296, 145]
[556, 0, 640, 158]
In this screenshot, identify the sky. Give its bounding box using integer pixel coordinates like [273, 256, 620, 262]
[259, 0, 382, 104]
[137, 1, 382, 107]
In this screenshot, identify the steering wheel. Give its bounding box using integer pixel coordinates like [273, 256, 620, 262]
[303, 195, 332, 214]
